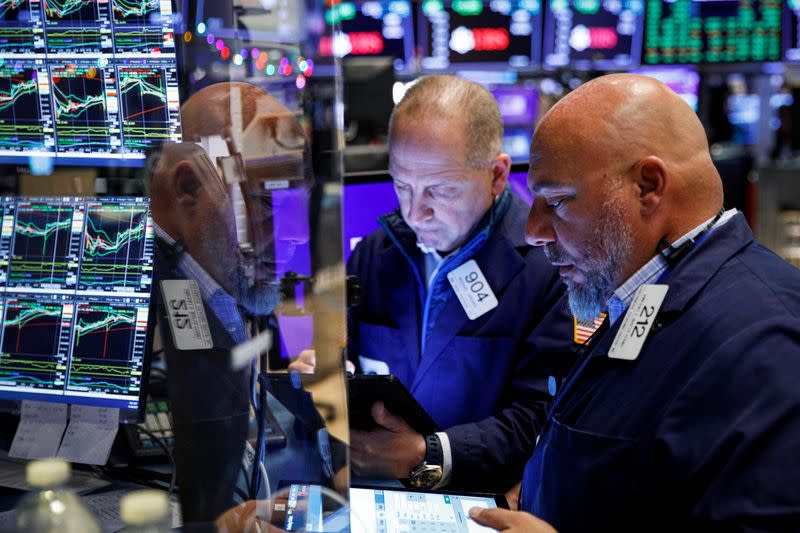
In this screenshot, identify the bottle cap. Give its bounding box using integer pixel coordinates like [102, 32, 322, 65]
[26, 458, 70, 489]
[120, 490, 169, 526]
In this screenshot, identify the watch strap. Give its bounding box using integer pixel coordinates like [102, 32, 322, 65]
[424, 433, 443, 467]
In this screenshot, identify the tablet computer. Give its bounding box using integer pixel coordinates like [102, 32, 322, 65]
[348, 374, 440, 435]
[350, 485, 509, 533]
[268, 481, 507, 533]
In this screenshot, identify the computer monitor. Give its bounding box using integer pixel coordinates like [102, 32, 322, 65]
[542, 0, 645, 69]
[419, 0, 543, 71]
[343, 175, 398, 263]
[642, 0, 781, 65]
[783, 0, 800, 62]
[319, 1, 415, 73]
[631, 66, 700, 111]
[492, 86, 537, 163]
[0, 196, 155, 421]
[0, 0, 181, 167]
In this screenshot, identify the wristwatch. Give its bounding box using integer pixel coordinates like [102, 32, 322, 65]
[409, 434, 443, 489]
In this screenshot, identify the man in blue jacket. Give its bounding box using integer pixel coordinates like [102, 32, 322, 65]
[471, 74, 800, 531]
[343, 75, 573, 491]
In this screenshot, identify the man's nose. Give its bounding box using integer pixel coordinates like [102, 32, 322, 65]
[406, 196, 433, 225]
[525, 201, 556, 247]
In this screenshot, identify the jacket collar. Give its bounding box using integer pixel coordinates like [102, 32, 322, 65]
[658, 212, 753, 314]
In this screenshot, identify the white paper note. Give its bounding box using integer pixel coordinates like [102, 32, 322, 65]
[9, 401, 68, 460]
[57, 406, 119, 466]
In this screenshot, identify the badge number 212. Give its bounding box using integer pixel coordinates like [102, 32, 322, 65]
[632, 305, 656, 338]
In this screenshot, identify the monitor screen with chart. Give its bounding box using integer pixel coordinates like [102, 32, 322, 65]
[0, 0, 182, 167]
[0, 196, 155, 420]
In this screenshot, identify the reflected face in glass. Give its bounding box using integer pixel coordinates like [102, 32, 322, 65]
[389, 116, 495, 254]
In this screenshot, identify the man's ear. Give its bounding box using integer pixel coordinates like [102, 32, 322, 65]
[635, 156, 667, 216]
[491, 153, 512, 196]
[173, 160, 203, 208]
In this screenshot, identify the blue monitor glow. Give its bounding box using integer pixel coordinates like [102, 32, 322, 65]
[542, 0, 645, 70]
[319, 1, 415, 72]
[419, 0, 543, 70]
[0, 196, 155, 421]
[343, 178, 399, 263]
[0, 0, 182, 167]
[631, 66, 700, 111]
[492, 85, 538, 163]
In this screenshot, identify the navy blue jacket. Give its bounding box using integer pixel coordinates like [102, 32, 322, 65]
[521, 213, 800, 531]
[348, 189, 574, 490]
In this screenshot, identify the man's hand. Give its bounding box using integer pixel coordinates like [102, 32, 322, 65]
[469, 507, 557, 533]
[288, 349, 355, 374]
[350, 401, 426, 479]
[216, 500, 288, 533]
[504, 481, 522, 511]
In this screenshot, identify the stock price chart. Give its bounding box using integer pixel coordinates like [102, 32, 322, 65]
[66, 299, 147, 398]
[51, 65, 117, 156]
[0, 295, 72, 392]
[0, 68, 46, 153]
[0, 0, 180, 165]
[43, 0, 112, 55]
[0, 197, 154, 412]
[79, 199, 153, 293]
[8, 201, 81, 288]
[118, 66, 177, 154]
[0, 0, 43, 53]
[112, 0, 173, 55]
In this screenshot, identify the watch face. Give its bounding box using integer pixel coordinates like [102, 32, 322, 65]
[410, 464, 443, 488]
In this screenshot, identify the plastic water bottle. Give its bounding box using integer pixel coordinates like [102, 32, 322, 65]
[13, 458, 100, 533]
[119, 489, 171, 532]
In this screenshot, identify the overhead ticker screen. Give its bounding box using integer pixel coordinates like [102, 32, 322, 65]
[643, 0, 781, 64]
[419, 0, 543, 70]
[542, 0, 645, 69]
[320, 1, 415, 71]
[0, 196, 154, 412]
[0, 0, 181, 166]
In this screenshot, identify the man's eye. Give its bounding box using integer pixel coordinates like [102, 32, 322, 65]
[547, 199, 564, 209]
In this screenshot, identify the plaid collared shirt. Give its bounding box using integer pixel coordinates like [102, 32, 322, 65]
[153, 221, 247, 343]
[606, 209, 738, 326]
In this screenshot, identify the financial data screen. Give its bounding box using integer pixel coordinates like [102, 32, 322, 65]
[321, 1, 415, 71]
[0, 0, 181, 166]
[643, 0, 781, 64]
[419, 0, 543, 70]
[350, 487, 499, 533]
[0, 196, 154, 412]
[542, 0, 645, 69]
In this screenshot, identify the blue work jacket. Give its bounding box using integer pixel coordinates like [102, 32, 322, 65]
[348, 188, 574, 490]
[521, 213, 800, 531]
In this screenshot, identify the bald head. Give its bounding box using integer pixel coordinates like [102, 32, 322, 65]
[533, 74, 723, 223]
[390, 74, 503, 168]
[181, 82, 293, 142]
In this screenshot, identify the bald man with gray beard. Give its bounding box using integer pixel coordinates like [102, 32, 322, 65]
[471, 73, 800, 532]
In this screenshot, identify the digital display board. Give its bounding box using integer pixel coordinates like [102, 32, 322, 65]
[0, 196, 154, 415]
[542, 0, 645, 69]
[0, 0, 182, 167]
[643, 0, 781, 64]
[784, 0, 800, 61]
[320, 1, 415, 72]
[419, 0, 543, 70]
